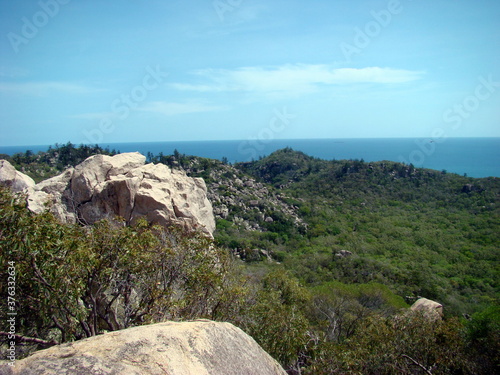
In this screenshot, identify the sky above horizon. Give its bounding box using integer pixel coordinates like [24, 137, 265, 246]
[1, 0, 499, 146]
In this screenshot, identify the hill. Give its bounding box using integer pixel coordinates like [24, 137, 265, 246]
[232, 148, 499, 315]
[5, 145, 498, 314]
[1, 145, 499, 373]
[142, 146, 499, 315]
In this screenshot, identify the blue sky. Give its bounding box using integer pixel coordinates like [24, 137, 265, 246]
[0, 0, 499, 146]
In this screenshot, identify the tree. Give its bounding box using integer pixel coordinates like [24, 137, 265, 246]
[307, 311, 474, 374]
[0, 187, 244, 357]
[466, 305, 500, 373]
[243, 269, 310, 370]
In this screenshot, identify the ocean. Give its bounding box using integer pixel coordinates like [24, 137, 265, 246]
[1, 138, 499, 178]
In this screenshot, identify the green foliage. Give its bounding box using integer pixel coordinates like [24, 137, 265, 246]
[309, 281, 408, 343]
[238, 147, 319, 187]
[233, 149, 499, 317]
[243, 269, 310, 369]
[307, 313, 475, 374]
[310, 292, 370, 344]
[465, 305, 500, 373]
[7, 142, 118, 182]
[0, 189, 88, 346]
[0, 187, 242, 356]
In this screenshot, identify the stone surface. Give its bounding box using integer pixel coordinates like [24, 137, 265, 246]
[0, 160, 35, 192]
[0, 320, 286, 375]
[410, 297, 443, 318]
[194, 161, 304, 233]
[25, 153, 215, 235]
[335, 250, 353, 258]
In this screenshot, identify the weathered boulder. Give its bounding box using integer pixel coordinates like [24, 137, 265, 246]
[27, 167, 75, 222]
[213, 204, 229, 219]
[335, 250, 353, 258]
[410, 297, 443, 318]
[25, 152, 215, 235]
[0, 320, 287, 375]
[0, 160, 35, 192]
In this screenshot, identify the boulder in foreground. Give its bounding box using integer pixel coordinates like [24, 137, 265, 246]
[1, 320, 286, 375]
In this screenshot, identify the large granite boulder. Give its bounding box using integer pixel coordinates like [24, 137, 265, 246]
[25, 152, 215, 236]
[0, 320, 286, 375]
[410, 297, 443, 319]
[0, 160, 35, 192]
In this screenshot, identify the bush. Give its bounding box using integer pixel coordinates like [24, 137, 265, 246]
[466, 305, 500, 373]
[307, 312, 474, 374]
[0, 187, 243, 356]
[243, 269, 310, 370]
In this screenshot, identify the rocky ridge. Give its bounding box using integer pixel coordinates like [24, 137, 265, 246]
[0, 153, 215, 236]
[0, 152, 304, 239]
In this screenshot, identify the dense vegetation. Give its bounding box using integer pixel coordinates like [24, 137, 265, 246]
[232, 148, 499, 316]
[1, 145, 499, 374]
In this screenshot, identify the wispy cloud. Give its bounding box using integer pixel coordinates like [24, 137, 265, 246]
[67, 112, 117, 120]
[190, 1, 270, 38]
[69, 100, 227, 121]
[0, 81, 103, 96]
[171, 64, 425, 98]
[137, 100, 228, 116]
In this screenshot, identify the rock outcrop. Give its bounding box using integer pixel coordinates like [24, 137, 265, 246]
[25, 152, 215, 235]
[0, 160, 35, 192]
[187, 161, 304, 232]
[410, 297, 443, 319]
[1, 320, 287, 375]
[335, 250, 353, 258]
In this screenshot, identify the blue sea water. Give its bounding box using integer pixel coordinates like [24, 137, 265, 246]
[1, 138, 499, 178]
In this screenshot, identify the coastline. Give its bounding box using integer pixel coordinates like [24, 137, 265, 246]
[1, 137, 499, 178]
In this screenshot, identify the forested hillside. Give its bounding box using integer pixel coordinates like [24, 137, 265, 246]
[232, 148, 499, 316]
[1, 145, 499, 374]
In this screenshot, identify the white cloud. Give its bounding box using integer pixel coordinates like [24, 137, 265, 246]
[67, 112, 116, 120]
[137, 101, 228, 116]
[171, 64, 425, 98]
[169, 83, 222, 93]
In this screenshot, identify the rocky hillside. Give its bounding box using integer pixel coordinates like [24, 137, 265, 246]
[145, 154, 307, 260]
[194, 161, 304, 231]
